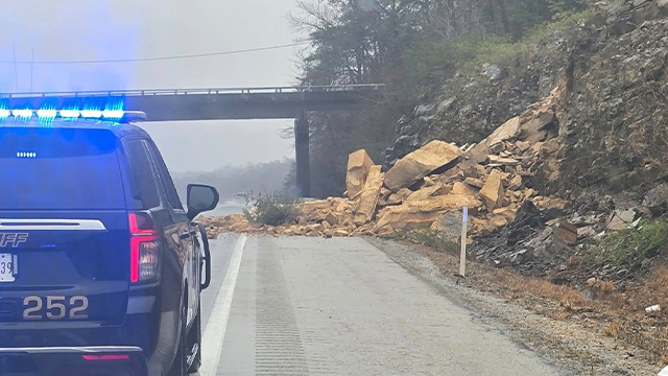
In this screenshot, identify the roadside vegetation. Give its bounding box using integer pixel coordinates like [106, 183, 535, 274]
[587, 219, 668, 270]
[242, 191, 302, 226]
[388, 228, 459, 255]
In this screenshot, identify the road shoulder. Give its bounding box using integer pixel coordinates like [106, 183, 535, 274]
[367, 238, 659, 376]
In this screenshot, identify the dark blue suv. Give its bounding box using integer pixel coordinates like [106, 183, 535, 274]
[0, 115, 218, 376]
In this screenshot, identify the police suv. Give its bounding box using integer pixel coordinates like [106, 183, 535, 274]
[0, 110, 218, 376]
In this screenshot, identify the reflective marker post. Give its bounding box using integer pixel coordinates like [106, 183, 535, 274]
[459, 206, 468, 277]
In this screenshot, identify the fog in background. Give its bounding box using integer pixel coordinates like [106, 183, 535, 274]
[0, 0, 299, 171]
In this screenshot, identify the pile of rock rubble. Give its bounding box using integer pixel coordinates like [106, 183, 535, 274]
[203, 86, 576, 241]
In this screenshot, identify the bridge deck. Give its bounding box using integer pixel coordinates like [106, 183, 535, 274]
[0, 85, 383, 121]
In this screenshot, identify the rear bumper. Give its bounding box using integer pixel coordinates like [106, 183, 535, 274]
[0, 346, 147, 376]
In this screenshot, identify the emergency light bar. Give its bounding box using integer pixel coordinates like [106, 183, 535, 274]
[0, 109, 146, 123]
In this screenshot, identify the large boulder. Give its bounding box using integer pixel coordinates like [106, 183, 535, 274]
[354, 165, 384, 225]
[384, 140, 462, 191]
[487, 116, 521, 146]
[345, 149, 375, 199]
[479, 169, 505, 211]
[644, 183, 668, 215]
[470, 117, 521, 163]
[374, 193, 481, 234]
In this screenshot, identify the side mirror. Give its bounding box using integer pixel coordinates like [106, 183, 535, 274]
[187, 184, 220, 220]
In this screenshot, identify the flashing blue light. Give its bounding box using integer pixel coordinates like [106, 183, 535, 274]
[36, 109, 58, 118]
[12, 109, 33, 119]
[81, 110, 102, 118]
[102, 110, 124, 119]
[16, 151, 37, 158]
[59, 110, 81, 118]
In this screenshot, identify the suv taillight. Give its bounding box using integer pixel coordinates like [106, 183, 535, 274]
[129, 213, 159, 283]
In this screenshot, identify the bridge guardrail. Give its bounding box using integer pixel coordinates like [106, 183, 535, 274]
[0, 84, 385, 99]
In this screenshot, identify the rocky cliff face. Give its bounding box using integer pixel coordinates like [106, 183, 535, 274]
[378, 0, 668, 284]
[386, 1, 668, 205]
[558, 15, 668, 197]
[384, 23, 592, 167]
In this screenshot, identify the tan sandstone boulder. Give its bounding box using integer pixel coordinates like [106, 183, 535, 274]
[345, 149, 375, 199]
[354, 165, 384, 225]
[384, 140, 461, 191]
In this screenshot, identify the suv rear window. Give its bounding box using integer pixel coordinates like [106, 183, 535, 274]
[0, 128, 126, 210]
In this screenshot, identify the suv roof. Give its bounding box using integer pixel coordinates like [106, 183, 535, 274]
[0, 118, 150, 139]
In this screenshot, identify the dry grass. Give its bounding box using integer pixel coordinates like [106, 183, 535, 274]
[395, 239, 668, 365]
[496, 272, 589, 308]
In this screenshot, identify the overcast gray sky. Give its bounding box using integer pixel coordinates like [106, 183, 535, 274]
[0, 0, 300, 171]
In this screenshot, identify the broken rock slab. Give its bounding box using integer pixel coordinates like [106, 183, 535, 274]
[487, 116, 521, 147]
[301, 200, 330, 213]
[345, 149, 375, 199]
[324, 212, 340, 227]
[552, 220, 578, 245]
[520, 111, 556, 143]
[431, 211, 464, 239]
[480, 169, 505, 211]
[384, 140, 462, 191]
[469, 117, 521, 164]
[354, 165, 384, 225]
[386, 188, 412, 205]
[451, 181, 478, 196]
[606, 208, 639, 230]
[507, 175, 523, 190]
[374, 194, 481, 235]
[473, 215, 508, 234]
[406, 184, 450, 203]
[464, 177, 485, 189]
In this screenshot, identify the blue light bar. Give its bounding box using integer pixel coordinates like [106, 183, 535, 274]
[12, 109, 33, 119]
[0, 109, 146, 122]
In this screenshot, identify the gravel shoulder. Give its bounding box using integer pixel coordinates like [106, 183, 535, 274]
[367, 238, 662, 376]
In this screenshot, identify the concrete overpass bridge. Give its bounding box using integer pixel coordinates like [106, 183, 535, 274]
[1, 84, 384, 197]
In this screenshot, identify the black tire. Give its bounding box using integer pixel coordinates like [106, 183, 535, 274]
[168, 296, 188, 376]
[188, 302, 202, 373]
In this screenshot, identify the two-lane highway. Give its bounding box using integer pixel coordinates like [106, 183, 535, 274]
[194, 234, 569, 376]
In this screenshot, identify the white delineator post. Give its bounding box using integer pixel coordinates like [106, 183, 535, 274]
[460, 206, 468, 277]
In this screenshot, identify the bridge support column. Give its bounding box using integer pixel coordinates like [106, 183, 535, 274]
[294, 115, 311, 197]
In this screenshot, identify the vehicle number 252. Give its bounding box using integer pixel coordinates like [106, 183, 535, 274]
[23, 296, 89, 320]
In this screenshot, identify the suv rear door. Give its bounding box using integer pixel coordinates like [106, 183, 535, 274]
[0, 127, 130, 326]
[141, 141, 198, 326]
[125, 139, 195, 323]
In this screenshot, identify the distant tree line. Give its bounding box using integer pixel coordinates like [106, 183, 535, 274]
[171, 159, 293, 203]
[291, 0, 592, 198]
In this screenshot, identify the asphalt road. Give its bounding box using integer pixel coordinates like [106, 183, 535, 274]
[194, 234, 568, 376]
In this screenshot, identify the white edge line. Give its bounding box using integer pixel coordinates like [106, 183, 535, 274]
[199, 234, 247, 376]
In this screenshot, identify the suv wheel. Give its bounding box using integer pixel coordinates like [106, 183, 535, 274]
[169, 295, 188, 376]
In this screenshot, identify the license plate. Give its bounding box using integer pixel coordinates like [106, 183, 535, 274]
[0, 254, 16, 282]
